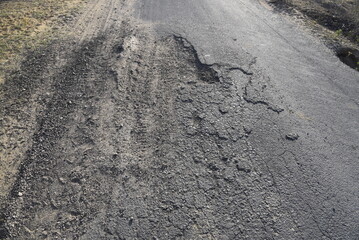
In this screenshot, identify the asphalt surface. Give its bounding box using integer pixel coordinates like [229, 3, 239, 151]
[1, 0, 358, 239]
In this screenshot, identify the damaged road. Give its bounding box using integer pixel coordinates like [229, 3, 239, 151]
[1, 0, 359, 239]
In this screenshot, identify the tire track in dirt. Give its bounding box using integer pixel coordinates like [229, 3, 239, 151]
[0, 0, 127, 238]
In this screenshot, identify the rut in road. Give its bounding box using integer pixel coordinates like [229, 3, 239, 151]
[1, 0, 340, 239]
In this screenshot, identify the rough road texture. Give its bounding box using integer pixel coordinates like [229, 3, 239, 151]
[1, 0, 358, 239]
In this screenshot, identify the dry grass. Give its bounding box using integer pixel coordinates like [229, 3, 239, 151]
[280, 0, 359, 17]
[278, 0, 359, 44]
[0, 0, 87, 83]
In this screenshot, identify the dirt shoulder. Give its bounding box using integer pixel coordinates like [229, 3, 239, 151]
[0, 0, 134, 236]
[0, 0, 88, 235]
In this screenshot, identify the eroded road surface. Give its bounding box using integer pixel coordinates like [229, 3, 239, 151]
[1, 0, 358, 239]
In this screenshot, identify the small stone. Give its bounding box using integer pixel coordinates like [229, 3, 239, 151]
[219, 105, 229, 114]
[221, 157, 229, 162]
[59, 177, 66, 184]
[243, 126, 252, 135]
[182, 40, 191, 48]
[129, 217, 134, 226]
[71, 177, 81, 184]
[286, 133, 299, 141]
[198, 113, 205, 119]
[18, 192, 23, 197]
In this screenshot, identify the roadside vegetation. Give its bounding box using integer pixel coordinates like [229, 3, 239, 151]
[277, 0, 359, 41]
[273, 0, 359, 70]
[0, 0, 87, 84]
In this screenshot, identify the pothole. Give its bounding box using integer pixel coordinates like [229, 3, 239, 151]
[173, 35, 220, 84]
[336, 48, 359, 71]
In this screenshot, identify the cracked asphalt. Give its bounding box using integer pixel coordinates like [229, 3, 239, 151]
[0, 0, 358, 239]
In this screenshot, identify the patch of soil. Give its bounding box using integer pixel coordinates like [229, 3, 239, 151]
[0, 44, 60, 210]
[336, 47, 359, 70]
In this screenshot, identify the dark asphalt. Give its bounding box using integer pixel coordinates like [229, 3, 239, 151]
[1, 0, 358, 239]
